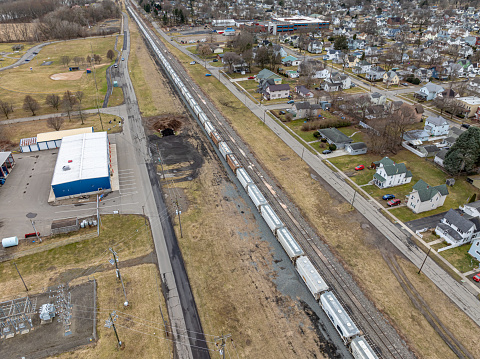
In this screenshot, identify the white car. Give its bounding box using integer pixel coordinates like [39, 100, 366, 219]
[190, 61, 196, 65]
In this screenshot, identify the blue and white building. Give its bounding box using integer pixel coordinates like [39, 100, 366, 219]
[51, 132, 111, 198]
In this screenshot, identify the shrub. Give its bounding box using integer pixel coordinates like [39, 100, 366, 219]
[300, 118, 351, 131]
[329, 143, 337, 151]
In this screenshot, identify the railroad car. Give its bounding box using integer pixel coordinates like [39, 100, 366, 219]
[236, 168, 253, 189]
[204, 121, 215, 135]
[218, 141, 232, 160]
[226, 153, 241, 174]
[209, 130, 223, 146]
[260, 203, 284, 235]
[295, 255, 328, 299]
[276, 227, 304, 262]
[247, 184, 267, 210]
[320, 291, 360, 344]
[199, 113, 209, 125]
[350, 336, 379, 359]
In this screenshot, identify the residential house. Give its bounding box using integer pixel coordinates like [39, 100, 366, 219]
[317, 127, 353, 149]
[403, 130, 430, 142]
[370, 92, 386, 105]
[372, 157, 412, 188]
[294, 102, 321, 119]
[460, 200, 480, 217]
[256, 69, 282, 84]
[387, 17, 405, 25]
[295, 85, 314, 98]
[345, 142, 368, 155]
[313, 67, 330, 79]
[307, 41, 323, 54]
[324, 72, 352, 91]
[272, 44, 288, 58]
[383, 70, 400, 86]
[424, 116, 449, 136]
[282, 55, 301, 67]
[414, 83, 445, 101]
[455, 96, 480, 118]
[364, 46, 378, 56]
[353, 60, 372, 74]
[434, 149, 448, 167]
[323, 49, 341, 61]
[468, 238, 480, 262]
[414, 68, 433, 82]
[436, 208, 480, 245]
[344, 55, 359, 68]
[286, 70, 299, 78]
[468, 77, 480, 91]
[407, 180, 449, 214]
[438, 88, 458, 99]
[366, 66, 386, 81]
[418, 144, 441, 157]
[262, 84, 290, 100]
[475, 107, 480, 121]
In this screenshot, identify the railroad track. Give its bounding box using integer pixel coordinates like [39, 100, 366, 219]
[131, 7, 415, 359]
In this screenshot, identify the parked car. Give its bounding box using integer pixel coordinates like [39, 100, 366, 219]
[287, 100, 295, 104]
[315, 87, 321, 90]
[401, 82, 409, 86]
[190, 61, 196, 65]
[279, 111, 286, 115]
[473, 273, 480, 282]
[248, 76, 255, 79]
[322, 149, 332, 155]
[382, 194, 395, 200]
[461, 123, 471, 129]
[122, 57, 125, 61]
[387, 199, 401, 207]
[355, 165, 364, 171]
[114, 64, 118, 68]
[212, 59, 218, 62]
[205, 73, 212, 77]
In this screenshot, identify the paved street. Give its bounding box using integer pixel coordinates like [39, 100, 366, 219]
[156, 28, 480, 327]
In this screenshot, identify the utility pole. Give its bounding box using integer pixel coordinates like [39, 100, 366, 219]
[418, 247, 431, 275]
[96, 194, 100, 236]
[175, 207, 183, 238]
[109, 248, 129, 306]
[30, 220, 41, 243]
[142, 205, 146, 225]
[214, 333, 231, 359]
[105, 311, 124, 349]
[351, 190, 357, 209]
[13, 262, 28, 293]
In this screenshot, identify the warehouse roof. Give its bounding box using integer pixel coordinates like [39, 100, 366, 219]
[0, 152, 11, 164]
[51, 132, 109, 186]
[37, 127, 93, 143]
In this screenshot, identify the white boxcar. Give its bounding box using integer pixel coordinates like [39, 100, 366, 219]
[199, 113, 209, 125]
[204, 121, 215, 135]
[260, 204, 283, 234]
[236, 168, 253, 189]
[350, 336, 379, 359]
[320, 291, 360, 344]
[218, 141, 232, 160]
[248, 184, 267, 210]
[296, 256, 328, 299]
[276, 227, 304, 261]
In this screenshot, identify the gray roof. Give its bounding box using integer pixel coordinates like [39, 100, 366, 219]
[348, 142, 367, 150]
[436, 222, 463, 241]
[383, 163, 412, 177]
[423, 83, 444, 93]
[465, 200, 480, 209]
[317, 128, 353, 144]
[268, 84, 290, 91]
[371, 92, 382, 98]
[450, 127, 465, 137]
[435, 149, 448, 160]
[443, 209, 476, 233]
[422, 145, 440, 153]
[412, 180, 449, 202]
[425, 116, 448, 126]
[295, 101, 311, 110]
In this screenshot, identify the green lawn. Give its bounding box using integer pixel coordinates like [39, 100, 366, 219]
[284, 119, 317, 142]
[437, 244, 479, 273]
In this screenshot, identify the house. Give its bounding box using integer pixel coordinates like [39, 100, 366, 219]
[286, 70, 299, 78]
[294, 102, 322, 119]
[282, 55, 301, 67]
[414, 68, 433, 82]
[325, 72, 352, 90]
[418, 144, 441, 157]
[448, 126, 466, 140]
[424, 116, 449, 136]
[454, 97, 480, 118]
[435, 209, 480, 245]
[317, 128, 353, 149]
[272, 44, 288, 58]
[414, 83, 445, 101]
[295, 85, 314, 98]
[403, 130, 430, 142]
[372, 157, 412, 188]
[344, 55, 359, 68]
[387, 17, 405, 25]
[407, 180, 449, 214]
[468, 238, 480, 262]
[313, 67, 330, 79]
[345, 142, 368, 155]
[262, 84, 290, 100]
[353, 60, 372, 75]
[256, 69, 282, 84]
[307, 41, 323, 54]
[366, 66, 386, 81]
[475, 107, 480, 121]
[323, 49, 341, 61]
[383, 70, 400, 86]
[434, 149, 448, 167]
[370, 92, 386, 105]
[460, 200, 480, 217]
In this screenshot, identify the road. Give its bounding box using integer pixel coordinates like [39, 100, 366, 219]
[121, 8, 209, 358]
[149, 24, 480, 328]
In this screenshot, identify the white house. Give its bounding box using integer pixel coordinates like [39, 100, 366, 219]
[370, 92, 386, 105]
[460, 200, 480, 217]
[424, 116, 449, 136]
[407, 180, 449, 214]
[434, 149, 448, 167]
[353, 60, 372, 74]
[307, 41, 323, 54]
[313, 67, 330, 79]
[414, 83, 445, 101]
[325, 72, 352, 90]
[295, 85, 314, 98]
[468, 239, 480, 261]
[436, 208, 480, 245]
[263, 84, 290, 100]
[372, 157, 413, 188]
[366, 66, 386, 81]
[345, 142, 368, 155]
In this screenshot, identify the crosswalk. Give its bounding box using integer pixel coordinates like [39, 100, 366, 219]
[118, 169, 138, 196]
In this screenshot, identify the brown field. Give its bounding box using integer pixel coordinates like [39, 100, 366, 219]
[151, 24, 480, 359]
[0, 23, 37, 42]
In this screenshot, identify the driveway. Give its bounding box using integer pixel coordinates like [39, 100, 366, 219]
[404, 210, 458, 232]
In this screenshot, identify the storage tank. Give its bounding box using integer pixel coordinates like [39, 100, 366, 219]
[2, 236, 19, 248]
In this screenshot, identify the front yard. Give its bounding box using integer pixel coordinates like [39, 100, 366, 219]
[432, 243, 480, 273]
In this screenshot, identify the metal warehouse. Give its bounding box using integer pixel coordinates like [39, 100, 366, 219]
[20, 127, 94, 152]
[51, 132, 111, 198]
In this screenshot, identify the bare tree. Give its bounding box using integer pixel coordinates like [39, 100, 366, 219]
[73, 56, 83, 66]
[93, 54, 102, 64]
[45, 94, 61, 111]
[23, 95, 40, 116]
[75, 91, 85, 124]
[0, 100, 14, 119]
[222, 52, 240, 73]
[86, 55, 92, 64]
[61, 55, 71, 67]
[62, 90, 77, 121]
[47, 116, 65, 131]
[106, 49, 115, 61]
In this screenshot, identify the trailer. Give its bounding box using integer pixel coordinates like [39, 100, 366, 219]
[320, 291, 360, 344]
[260, 204, 283, 235]
[247, 184, 267, 210]
[276, 227, 304, 262]
[296, 256, 328, 299]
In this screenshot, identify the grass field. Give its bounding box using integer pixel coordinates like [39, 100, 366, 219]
[436, 244, 480, 273]
[2, 113, 121, 144]
[108, 86, 124, 107]
[152, 25, 480, 359]
[0, 36, 117, 120]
